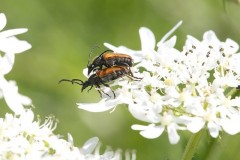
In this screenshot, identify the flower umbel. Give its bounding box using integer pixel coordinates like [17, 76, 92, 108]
[78, 21, 240, 144]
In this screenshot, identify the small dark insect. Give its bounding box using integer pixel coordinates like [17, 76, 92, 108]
[59, 66, 141, 98]
[87, 50, 133, 75]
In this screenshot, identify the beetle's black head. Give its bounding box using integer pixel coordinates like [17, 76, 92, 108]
[81, 81, 91, 92]
[87, 57, 102, 75]
[81, 74, 96, 92]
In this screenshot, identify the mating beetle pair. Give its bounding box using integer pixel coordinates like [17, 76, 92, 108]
[59, 50, 140, 98]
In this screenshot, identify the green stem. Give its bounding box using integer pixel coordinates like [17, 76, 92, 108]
[226, 87, 237, 97]
[201, 137, 218, 160]
[181, 129, 205, 160]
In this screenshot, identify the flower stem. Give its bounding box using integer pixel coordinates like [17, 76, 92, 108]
[226, 87, 237, 97]
[181, 129, 205, 160]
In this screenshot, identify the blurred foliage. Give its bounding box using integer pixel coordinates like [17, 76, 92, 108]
[1, 0, 240, 159]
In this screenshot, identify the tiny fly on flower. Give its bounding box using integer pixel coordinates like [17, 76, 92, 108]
[59, 66, 141, 98]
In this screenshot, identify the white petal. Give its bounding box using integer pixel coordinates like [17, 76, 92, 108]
[187, 117, 205, 133]
[20, 109, 34, 122]
[132, 124, 164, 139]
[77, 98, 117, 112]
[128, 104, 149, 122]
[185, 35, 200, 46]
[0, 36, 31, 54]
[81, 137, 99, 155]
[225, 38, 239, 53]
[167, 124, 180, 144]
[140, 126, 164, 139]
[221, 117, 240, 135]
[163, 35, 177, 48]
[104, 42, 119, 51]
[0, 53, 15, 75]
[19, 94, 32, 105]
[208, 122, 219, 138]
[203, 30, 220, 44]
[139, 27, 156, 51]
[131, 124, 148, 130]
[128, 97, 160, 123]
[0, 13, 7, 31]
[158, 20, 182, 45]
[104, 42, 131, 54]
[1, 80, 26, 114]
[82, 68, 88, 77]
[0, 28, 28, 37]
[67, 133, 74, 145]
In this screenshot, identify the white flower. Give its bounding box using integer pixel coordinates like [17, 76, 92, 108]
[0, 13, 31, 54]
[132, 111, 186, 144]
[78, 21, 240, 144]
[0, 13, 32, 114]
[0, 13, 31, 75]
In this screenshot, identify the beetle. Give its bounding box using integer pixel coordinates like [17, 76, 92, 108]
[87, 50, 133, 75]
[59, 66, 140, 98]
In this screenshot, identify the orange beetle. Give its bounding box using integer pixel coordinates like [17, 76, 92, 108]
[59, 66, 139, 98]
[87, 50, 133, 75]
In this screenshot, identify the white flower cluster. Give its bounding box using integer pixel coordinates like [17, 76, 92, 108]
[0, 13, 135, 160]
[78, 21, 240, 144]
[0, 110, 134, 160]
[0, 111, 135, 159]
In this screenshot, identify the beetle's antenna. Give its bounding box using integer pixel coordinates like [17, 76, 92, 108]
[59, 79, 84, 85]
[87, 45, 100, 67]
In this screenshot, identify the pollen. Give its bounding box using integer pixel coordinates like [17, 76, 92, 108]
[164, 78, 174, 86]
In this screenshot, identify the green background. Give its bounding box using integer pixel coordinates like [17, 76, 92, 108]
[1, 0, 240, 159]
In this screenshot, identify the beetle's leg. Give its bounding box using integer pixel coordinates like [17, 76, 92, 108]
[123, 62, 131, 67]
[87, 85, 94, 92]
[99, 89, 112, 98]
[126, 69, 142, 81]
[123, 66, 142, 81]
[94, 84, 103, 97]
[99, 81, 115, 98]
[97, 90, 103, 97]
[127, 74, 142, 81]
[95, 83, 113, 98]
